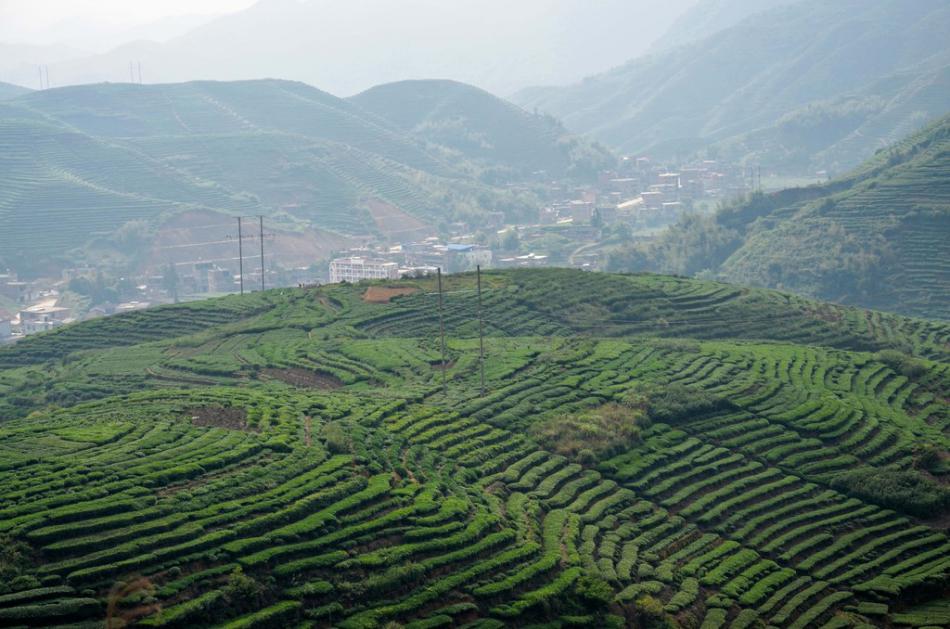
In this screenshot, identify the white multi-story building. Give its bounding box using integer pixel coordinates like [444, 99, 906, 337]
[329, 257, 400, 283]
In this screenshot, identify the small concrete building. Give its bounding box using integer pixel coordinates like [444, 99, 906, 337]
[19, 305, 71, 334]
[329, 257, 400, 283]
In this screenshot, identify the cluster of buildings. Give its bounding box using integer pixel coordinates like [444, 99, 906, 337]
[0, 272, 158, 344]
[329, 239, 493, 284]
[539, 157, 750, 230]
[0, 273, 75, 343]
[0, 155, 759, 340]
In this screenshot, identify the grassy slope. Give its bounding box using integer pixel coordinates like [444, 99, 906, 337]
[610, 116, 950, 320]
[0, 79, 540, 263]
[350, 79, 615, 178]
[0, 269, 947, 627]
[513, 0, 950, 173]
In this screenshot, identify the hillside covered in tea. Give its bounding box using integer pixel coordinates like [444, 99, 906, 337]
[609, 116, 950, 321]
[0, 79, 607, 268]
[0, 269, 947, 628]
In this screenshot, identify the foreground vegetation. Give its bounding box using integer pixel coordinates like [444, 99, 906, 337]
[0, 269, 947, 627]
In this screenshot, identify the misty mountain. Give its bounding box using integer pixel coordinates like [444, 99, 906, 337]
[0, 78, 604, 271]
[0, 0, 694, 97]
[650, 0, 801, 52]
[514, 0, 950, 175]
[350, 80, 614, 179]
[610, 116, 950, 320]
[0, 42, 88, 88]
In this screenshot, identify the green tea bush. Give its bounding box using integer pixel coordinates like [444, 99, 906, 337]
[829, 468, 950, 517]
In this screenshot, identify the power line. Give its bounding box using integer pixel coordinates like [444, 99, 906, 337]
[477, 264, 486, 396]
[259, 215, 265, 292]
[437, 267, 447, 395]
[237, 217, 244, 295]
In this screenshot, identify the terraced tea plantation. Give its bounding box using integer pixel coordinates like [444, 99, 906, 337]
[0, 269, 947, 628]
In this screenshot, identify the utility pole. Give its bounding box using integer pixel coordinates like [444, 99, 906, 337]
[44, 66, 50, 89]
[259, 215, 265, 292]
[38, 66, 44, 89]
[437, 267, 447, 395]
[237, 216, 244, 295]
[476, 265, 486, 396]
[138, 62, 142, 84]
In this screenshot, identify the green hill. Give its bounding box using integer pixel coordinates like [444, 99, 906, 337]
[350, 79, 615, 179]
[0, 268, 947, 627]
[513, 0, 950, 174]
[0, 79, 580, 270]
[609, 115, 950, 320]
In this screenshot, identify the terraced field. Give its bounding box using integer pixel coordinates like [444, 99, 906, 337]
[611, 114, 950, 321]
[0, 269, 947, 628]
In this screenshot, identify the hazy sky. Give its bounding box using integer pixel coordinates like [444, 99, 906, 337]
[0, 0, 698, 94]
[0, 0, 257, 48]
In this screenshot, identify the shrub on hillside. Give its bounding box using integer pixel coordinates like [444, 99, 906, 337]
[530, 401, 648, 461]
[0, 537, 33, 594]
[630, 383, 732, 423]
[829, 468, 950, 518]
[874, 350, 927, 379]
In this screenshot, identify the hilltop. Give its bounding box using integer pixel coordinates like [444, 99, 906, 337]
[514, 0, 950, 174]
[350, 79, 614, 179]
[0, 268, 947, 627]
[609, 115, 950, 320]
[0, 79, 603, 272]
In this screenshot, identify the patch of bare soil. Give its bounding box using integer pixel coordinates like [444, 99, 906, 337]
[364, 197, 433, 240]
[261, 367, 343, 389]
[148, 209, 357, 271]
[363, 286, 420, 303]
[189, 406, 251, 431]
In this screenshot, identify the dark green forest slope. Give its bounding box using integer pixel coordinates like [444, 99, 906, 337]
[0, 79, 604, 266]
[514, 0, 950, 174]
[350, 80, 614, 180]
[0, 269, 947, 628]
[610, 116, 950, 320]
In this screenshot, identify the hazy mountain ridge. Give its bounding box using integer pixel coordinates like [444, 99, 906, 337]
[350, 79, 615, 179]
[609, 115, 950, 319]
[0, 0, 695, 97]
[649, 0, 801, 52]
[0, 78, 608, 270]
[513, 0, 950, 174]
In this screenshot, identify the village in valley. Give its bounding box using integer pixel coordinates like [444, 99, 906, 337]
[0, 156, 756, 344]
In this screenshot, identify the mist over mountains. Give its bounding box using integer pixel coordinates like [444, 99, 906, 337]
[0, 0, 694, 96]
[515, 0, 950, 174]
